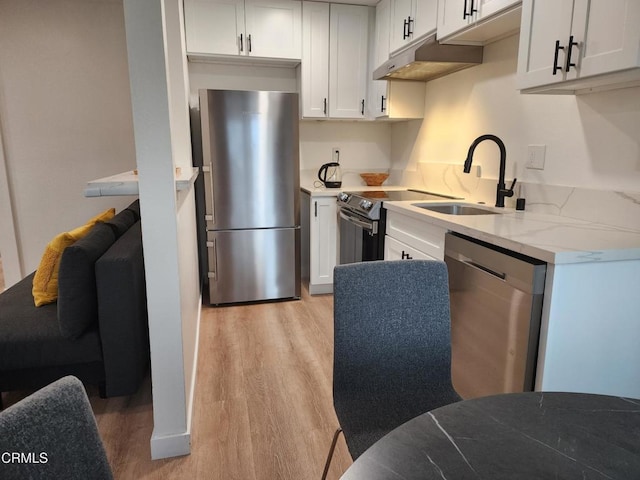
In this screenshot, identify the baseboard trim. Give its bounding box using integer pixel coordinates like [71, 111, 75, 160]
[150, 430, 191, 460]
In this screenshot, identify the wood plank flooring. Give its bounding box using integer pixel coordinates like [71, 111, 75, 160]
[4, 284, 352, 479]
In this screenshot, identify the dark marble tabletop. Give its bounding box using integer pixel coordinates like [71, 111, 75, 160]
[340, 392, 640, 479]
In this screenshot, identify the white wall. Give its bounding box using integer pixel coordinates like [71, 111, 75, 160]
[123, 0, 201, 459]
[391, 33, 640, 193]
[299, 121, 391, 185]
[0, 0, 137, 283]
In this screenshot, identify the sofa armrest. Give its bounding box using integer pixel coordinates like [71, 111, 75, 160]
[95, 221, 149, 396]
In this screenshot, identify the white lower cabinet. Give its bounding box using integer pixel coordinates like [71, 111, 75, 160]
[385, 235, 437, 261]
[301, 193, 338, 294]
[384, 209, 447, 261]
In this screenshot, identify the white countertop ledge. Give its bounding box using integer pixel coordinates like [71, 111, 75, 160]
[384, 201, 640, 265]
[84, 168, 199, 197]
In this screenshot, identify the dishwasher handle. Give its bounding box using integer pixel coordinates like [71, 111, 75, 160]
[462, 258, 506, 280]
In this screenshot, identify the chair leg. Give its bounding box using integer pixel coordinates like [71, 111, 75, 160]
[321, 427, 343, 480]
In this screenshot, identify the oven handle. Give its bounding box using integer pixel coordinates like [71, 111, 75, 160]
[339, 209, 376, 233]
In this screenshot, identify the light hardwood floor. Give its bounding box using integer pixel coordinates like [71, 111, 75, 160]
[5, 285, 352, 479]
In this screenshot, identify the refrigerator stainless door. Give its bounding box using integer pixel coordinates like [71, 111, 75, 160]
[207, 228, 301, 305]
[200, 89, 300, 230]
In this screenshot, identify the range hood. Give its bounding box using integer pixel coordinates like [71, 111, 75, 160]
[373, 35, 483, 82]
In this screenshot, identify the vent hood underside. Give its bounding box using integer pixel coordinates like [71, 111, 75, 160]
[374, 35, 483, 82]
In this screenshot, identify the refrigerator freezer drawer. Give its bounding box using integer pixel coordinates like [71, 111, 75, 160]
[207, 228, 301, 305]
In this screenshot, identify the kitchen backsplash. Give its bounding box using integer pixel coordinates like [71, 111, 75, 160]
[394, 163, 640, 231]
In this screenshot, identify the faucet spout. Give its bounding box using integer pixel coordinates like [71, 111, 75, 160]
[462, 134, 516, 207]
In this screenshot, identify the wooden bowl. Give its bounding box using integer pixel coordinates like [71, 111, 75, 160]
[360, 173, 390, 186]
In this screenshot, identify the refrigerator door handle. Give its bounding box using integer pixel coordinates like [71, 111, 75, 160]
[205, 162, 215, 225]
[206, 239, 218, 280]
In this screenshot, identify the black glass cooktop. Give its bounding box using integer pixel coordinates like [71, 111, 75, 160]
[351, 189, 459, 202]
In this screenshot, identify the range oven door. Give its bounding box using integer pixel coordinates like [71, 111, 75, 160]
[338, 208, 381, 264]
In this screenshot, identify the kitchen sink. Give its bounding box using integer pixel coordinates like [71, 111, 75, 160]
[412, 203, 501, 216]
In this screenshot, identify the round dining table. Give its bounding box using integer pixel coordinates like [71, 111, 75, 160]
[340, 391, 640, 479]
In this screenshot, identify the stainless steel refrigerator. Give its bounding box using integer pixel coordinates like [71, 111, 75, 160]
[199, 89, 300, 305]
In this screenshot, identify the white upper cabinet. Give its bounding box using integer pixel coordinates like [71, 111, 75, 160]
[517, 0, 640, 93]
[244, 1, 302, 59]
[437, 0, 521, 44]
[329, 4, 370, 119]
[184, 0, 245, 56]
[300, 2, 370, 119]
[300, 1, 330, 118]
[372, 0, 391, 118]
[184, 0, 302, 61]
[389, 0, 437, 54]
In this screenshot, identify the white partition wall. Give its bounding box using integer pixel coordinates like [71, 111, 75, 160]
[123, 0, 201, 459]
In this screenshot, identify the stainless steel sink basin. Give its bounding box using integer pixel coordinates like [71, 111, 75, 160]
[412, 203, 500, 215]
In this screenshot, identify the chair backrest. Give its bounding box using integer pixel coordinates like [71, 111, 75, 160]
[0, 376, 113, 479]
[333, 260, 454, 404]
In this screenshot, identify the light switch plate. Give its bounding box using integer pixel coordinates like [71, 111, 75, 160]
[526, 145, 546, 170]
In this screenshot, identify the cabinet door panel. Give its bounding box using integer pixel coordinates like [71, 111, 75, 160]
[437, 0, 472, 40]
[301, 1, 329, 118]
[184, 0, 244, 55]
[244, 1, 302, 59]
[390, 0, 413, 52]
[412, 0, 437, 39]
[517, 0, 573, 90]
[384, 235, 436, 261]
[310, 198, 337, 286]
[329, 4, 369, 119]
[574, 0, 640, 78]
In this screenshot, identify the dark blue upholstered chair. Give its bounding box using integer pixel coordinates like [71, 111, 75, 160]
[0, 375, 113, 479]
[322, 260, 461, 479]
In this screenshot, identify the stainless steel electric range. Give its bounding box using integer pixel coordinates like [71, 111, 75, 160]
[336, 189, 459, 264]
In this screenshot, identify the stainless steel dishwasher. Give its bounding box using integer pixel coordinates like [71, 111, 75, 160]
[444, 233, 547, 399]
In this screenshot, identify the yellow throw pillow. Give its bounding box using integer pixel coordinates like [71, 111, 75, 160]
[32, 208, 115, 307]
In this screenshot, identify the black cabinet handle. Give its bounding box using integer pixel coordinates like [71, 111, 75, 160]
[381, 95, 386, 113]
[323, 98, 327, 115]
[552, 40, 565, 75]
[403, 18, 409, 39]
[464, 0, 477, 19]
[247, 34, 252, 53]
[240, 33, 244, 52]
[314, 201, 317, 217]
[361, 99, 365, 115]
[565, 35, 578, 72]
[407, 16, 413, 36]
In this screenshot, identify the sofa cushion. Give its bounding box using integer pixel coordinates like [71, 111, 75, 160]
[0, 273, 103, 370]
[32, 208, 115, 307]
[126, 199, 140, 221]
[96, 221, 149, 396]
[104, 208, 136, 238]
[57, 223, 116, 339]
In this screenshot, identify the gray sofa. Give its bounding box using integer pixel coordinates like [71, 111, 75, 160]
[0, 200, 149, 399]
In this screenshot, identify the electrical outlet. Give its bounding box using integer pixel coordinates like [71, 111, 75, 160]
[526, 145, 546, 170]
[332, 147, 340, 163]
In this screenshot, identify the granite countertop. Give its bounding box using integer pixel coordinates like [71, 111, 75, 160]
[384, 200, 640, 265]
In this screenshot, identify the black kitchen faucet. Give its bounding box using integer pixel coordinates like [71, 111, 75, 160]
[463, 134, 516, 208]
